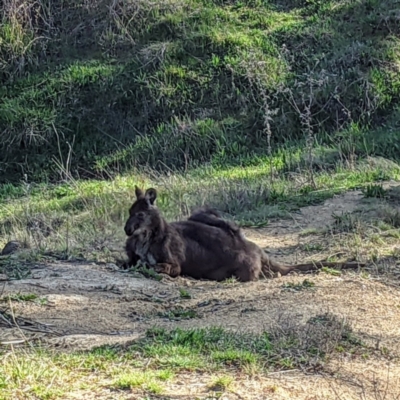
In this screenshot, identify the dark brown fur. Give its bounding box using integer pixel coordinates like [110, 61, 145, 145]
[124, 187, 365, 281]
[188, 207, 242, 238]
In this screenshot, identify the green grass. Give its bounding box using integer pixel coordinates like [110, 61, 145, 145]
[208, 375, 234, 392]
[0, 0, 399, 182]
[0, 293, 47, 305]
[361, 183, 388, 199]
[281, 279, 316, 292]
[0, 314, 369, 398]
[112, 370, 171, 394]
[321, 266, 342, 276]
[157, 307, 199, 321]
[127, 263, 163, 281]
[179, 288, 192, 299]
[133, 316, 365, 371]
[0, 149, 399, 261]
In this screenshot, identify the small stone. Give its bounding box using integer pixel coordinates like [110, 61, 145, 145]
[1, 241, 21, 255]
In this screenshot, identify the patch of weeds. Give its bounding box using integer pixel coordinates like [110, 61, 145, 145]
[0, 348, 73, 397]
[301, 243, 323, 252]
[112, 370, 168, 394]
[304, 313, 366, 358]
[369, 248, 380, 263]
[325, 254, 341, 262]
[2, 293, 38, 302]
[331, 211, 361, 233]
[133, 314, 365, 373]
[290, 190, 337, 209]
[1, 293, 47, 305]
[31, 386, 65, 399]
[390, 247, 400, 258]
[146, 381, 164, 394]
[382, 208, 400, 229]
[362, 184, 388, 199]
[379, 346, 390, 357]
[376, 221, 394, 231]
[212, 349, 258, 366]
[37, 297, 48, 306]
[275, 357, 295, 369]
[209, 375, 234, 392]
[128, 262, 162, 281]
[383, 229, 400, 239]
[320, 266, 341, 276]
[308, 314, 364, 349]
[387, 185, 400, 202]
[179, 288, 191, 299]
[360, 271, 371, 280]
[84, 345, 120, 361]
[299, 228, 321, 236]
[138, 327, 266, 371]
[157, 307, 199, 321]
[222, 277, 238, 285]
[369, 233, 386, 245]
[155, 369, 175, 381]
[281, 279, 315, 292]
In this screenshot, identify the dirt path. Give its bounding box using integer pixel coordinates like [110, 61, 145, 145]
[1, 188, 400, 399]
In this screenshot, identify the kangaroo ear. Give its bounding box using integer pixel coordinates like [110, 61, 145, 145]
[144, 188, 157, 205]
[135, 186, 144, 199]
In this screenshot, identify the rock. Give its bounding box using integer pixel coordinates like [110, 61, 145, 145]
[1, 241, 21, 255]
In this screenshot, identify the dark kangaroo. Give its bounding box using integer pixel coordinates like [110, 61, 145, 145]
[124, 187, 365, 281]
[188, 207, 243, 238]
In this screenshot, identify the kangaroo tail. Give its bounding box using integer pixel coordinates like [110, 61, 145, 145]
[261, 250, 365, 277]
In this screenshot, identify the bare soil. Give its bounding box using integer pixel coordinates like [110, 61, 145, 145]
[1, 188, 400, 400]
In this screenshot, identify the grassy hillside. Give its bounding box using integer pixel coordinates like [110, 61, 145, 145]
[2, 4, 400, 398]
[1, 0, 399, 183]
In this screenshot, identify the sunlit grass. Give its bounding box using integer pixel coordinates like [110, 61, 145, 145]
[0, 319, 365, 399]
[1, 148, 399, 257]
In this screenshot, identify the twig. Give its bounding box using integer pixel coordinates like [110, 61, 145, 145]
[0, 306, 62, 336]
[8, 298, 32, 348]
[267, 368, 301, 375]
[0, 310, 13, 327]
[0, 280, 6, 296]
[0, 339, 27, 345]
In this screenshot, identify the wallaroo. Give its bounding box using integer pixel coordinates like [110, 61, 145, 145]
[123, 186, 365, 282]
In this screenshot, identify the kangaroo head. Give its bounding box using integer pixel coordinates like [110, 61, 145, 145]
[124, 186, 158, 236]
